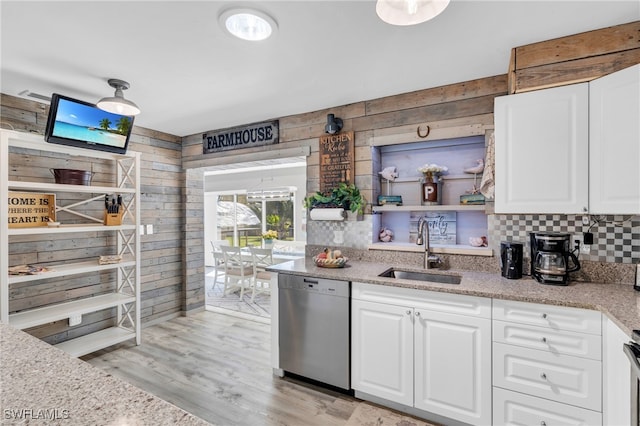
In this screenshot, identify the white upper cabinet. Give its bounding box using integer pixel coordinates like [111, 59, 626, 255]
[495, 64, 640, 215]
[494, 83, 589, 214]
[589, 64, 640, 214]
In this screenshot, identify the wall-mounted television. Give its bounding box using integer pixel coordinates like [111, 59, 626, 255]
[45, 93, 134, 154]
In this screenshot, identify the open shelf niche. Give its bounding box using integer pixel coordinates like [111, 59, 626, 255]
[371, 136, 492, 256]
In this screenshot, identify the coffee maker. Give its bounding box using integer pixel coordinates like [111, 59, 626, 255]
[530, 232, 581, 285]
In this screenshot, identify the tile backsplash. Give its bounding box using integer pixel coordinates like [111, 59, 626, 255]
[307, 213, 639, 266]
[488, 214, 640, 264]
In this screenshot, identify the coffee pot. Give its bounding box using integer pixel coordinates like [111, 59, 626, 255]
[530, 232, 580, 285]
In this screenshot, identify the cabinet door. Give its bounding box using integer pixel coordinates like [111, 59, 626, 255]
[603, 317, 631, 426]
[414, 309, 491, 425]
[589, 64, 640, 214]
[494, 84, 589, 214]
[493, 387, 602, 425]
[351, 299, 413, 406]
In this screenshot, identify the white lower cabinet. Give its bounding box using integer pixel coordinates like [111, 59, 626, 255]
[492, 299, 603, 425]
[494, 387, 602, 425]
[351, 282, 491, 425]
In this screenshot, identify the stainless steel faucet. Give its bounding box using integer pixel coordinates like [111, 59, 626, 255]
[417, 216, 442, 269]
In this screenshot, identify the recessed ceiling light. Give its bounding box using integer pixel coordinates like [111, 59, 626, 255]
[219, 8, 277, 41]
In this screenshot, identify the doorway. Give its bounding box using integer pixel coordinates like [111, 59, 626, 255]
[202, 157, 307, 319]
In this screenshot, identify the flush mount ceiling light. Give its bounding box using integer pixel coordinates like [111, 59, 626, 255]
[376, 0, 450, 26]
[324, 114, 343, 135]
[97, 79, 141, 116]
[220, 8, 277, 41]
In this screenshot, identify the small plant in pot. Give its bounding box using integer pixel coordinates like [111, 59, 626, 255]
[303, 183, 365, 220]
[335, 182, 365, 220]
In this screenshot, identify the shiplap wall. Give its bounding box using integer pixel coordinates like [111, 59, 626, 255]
[1, 94, 185, 344]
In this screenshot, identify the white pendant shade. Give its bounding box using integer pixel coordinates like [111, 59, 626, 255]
[376, 0, 450, 26]
[96, 97, 141, 116]
[97, 79, 141, 116]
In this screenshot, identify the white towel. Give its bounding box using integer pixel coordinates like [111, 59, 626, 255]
[480, 132, 495, 199]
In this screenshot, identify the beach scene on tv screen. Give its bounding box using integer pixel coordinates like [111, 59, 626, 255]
[52, 98, 132, 147]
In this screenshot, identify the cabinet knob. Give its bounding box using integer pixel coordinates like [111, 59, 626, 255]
[540, 373, 547, 380]
[542, 313, 548, 319]
[406, 310, 412, 315]
[415, 311, 421, 317]
[541, 337, 547, 343]
[541, 422, 547, 426]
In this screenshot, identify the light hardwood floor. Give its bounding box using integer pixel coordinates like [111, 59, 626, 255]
[83, 311, 363, 425]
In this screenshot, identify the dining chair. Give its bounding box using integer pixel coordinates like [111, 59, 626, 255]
[249, 247, 273, 302]
[221, 245, 254, 298]
[209, 240, 231, 293]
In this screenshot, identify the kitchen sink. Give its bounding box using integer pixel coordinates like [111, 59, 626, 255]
[378, 268, 462, 285]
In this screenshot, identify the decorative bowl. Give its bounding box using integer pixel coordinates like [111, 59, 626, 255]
[313, 256, 349, 268]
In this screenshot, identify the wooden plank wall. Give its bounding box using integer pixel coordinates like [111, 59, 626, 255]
[509, 20, 640, 93]
[180, 74, 508, 312]
[1, 94, 185, 344]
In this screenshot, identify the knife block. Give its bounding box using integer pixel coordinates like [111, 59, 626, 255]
[104, 209, 123, 226]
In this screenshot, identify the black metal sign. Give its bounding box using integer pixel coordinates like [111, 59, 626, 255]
[203, 120, 279, 154]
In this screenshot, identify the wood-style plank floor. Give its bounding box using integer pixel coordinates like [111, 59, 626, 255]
[83, 310, 363, 426]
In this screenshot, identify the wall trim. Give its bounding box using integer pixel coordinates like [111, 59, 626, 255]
[183, 145, 311, 170]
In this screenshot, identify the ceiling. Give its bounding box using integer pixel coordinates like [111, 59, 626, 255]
[1, 1, 638, 138]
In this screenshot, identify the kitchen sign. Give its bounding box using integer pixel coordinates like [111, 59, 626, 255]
[203, 120, 279, 154]
[8, 192, 56, 228]
[319, 131, 355, 193]
[409, 211, 457, 245]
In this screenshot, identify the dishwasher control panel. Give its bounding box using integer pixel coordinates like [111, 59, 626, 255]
[278, 275, 349, 298]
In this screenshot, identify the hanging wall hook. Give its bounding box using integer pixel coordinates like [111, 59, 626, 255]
[417, 125, 430, 139]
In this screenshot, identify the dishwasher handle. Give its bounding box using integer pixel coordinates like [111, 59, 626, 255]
[303, 278, 319, 284]
[624, 342, 640, 378]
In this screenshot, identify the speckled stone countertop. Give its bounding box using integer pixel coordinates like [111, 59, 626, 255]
[0, 324, 210, 426]
[269, 258, 640, 337]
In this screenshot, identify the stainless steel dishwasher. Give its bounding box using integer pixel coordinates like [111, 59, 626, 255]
[278, 274, 350, 390]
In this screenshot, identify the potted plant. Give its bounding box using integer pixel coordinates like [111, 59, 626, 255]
[262, 229, 278, 248]
[336, 182, 366, 220]
[302, 183, 366, 221]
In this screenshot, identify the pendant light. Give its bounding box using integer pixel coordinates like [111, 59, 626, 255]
[97, 79, 141, 116]
[376, 0, 450, 26]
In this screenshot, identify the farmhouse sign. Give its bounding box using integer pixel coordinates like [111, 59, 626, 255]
[8, 192, 56, 228]
[319, 131, 355, 193]
[203, 120, 279, 154]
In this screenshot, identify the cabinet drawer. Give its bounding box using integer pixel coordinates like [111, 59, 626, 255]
[352, 282, 491, 318]
[493, 387, 602, 425]
[493, 299, 601, 335]
[493, 320, 602, 360]
[493, 342, 602, 411]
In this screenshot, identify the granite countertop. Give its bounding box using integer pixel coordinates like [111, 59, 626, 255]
[269, 258, 640, 337]
[0, 324, 210, 426]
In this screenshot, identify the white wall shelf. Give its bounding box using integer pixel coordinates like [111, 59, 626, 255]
[10, 293, 136, 330]
[1, 130, 141, 357]
[8, 224, 137, 236]
[55, 327, 137, 358]
[8, 181, 136, 194]
[373, 204, 485, 213]
[8, 259, 136, 284]
[369, 242, 493, 257]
